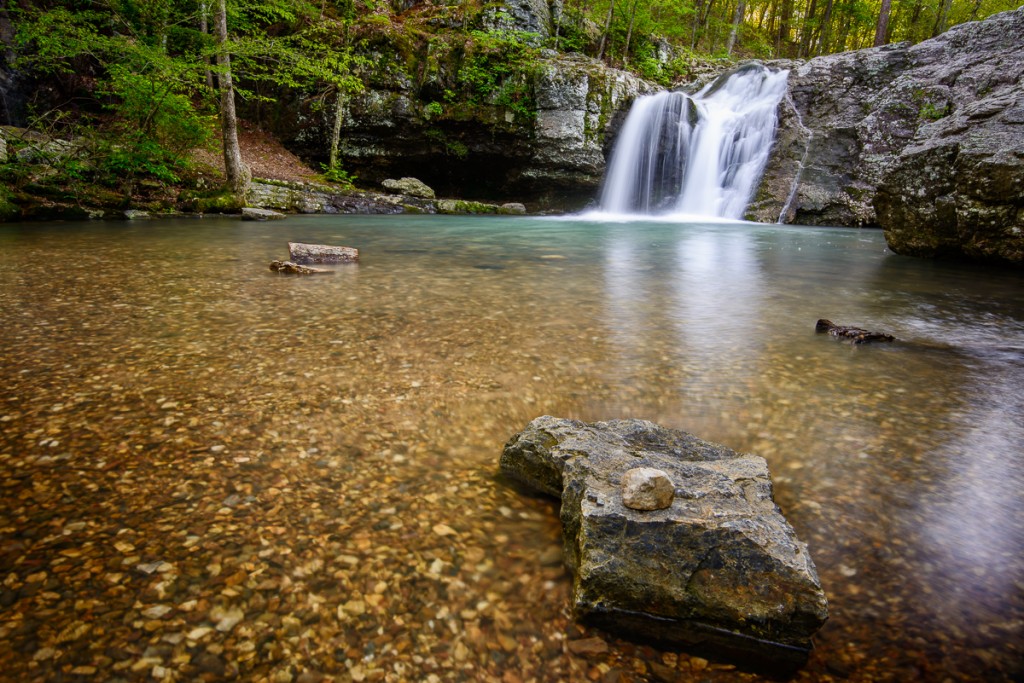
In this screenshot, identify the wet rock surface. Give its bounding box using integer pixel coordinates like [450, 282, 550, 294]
[288, 242, 360, 264]
[269, 260, 331, 275]
[815, 319, 896, 344]
[751, 8, 1024, 265]
[501, 416, 829, 665]
[242, 207, 286, 221]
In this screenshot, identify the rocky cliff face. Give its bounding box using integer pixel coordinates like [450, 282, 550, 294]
[749, 8, 1023, 265]
[274, 3, 654, 210]
[297, 55, 652, 209]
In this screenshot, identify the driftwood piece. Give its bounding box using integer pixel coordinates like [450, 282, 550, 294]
[815, 319, 895, 344]
[288, 242, 359, 264]
[269, 260, 331, 275]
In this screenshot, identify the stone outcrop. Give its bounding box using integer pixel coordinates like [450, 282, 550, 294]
[245, 179, 527, 216]
[275, 26, 655, 210]
[501, 416, 828, 667]
[288, 242, 359, 263]
[522, 54, 656, 204]
[749, 8, 1023, 265]
[381, 177, 435, 199]
[481, 0, 551, 39]
[241, 207, 286, 221]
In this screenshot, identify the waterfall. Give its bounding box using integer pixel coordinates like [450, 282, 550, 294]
[599, 64, 789, 220]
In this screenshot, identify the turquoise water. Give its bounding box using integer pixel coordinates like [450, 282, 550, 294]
[1, 215, 1022, 681]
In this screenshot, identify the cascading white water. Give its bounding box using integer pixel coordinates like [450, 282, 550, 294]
[599, 64, 789, 219]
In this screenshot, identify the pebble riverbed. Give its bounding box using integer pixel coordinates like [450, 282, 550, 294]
[1, 216, 1022, 682]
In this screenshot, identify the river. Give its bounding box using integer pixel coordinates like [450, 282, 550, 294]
[1, 215, 1021, 682]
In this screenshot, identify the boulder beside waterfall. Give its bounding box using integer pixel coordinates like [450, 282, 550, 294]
[500, 416, 828, 667]
[750, 7, 1024, 265]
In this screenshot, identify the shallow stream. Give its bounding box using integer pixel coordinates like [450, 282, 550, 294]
[1, 216, 1021, 682]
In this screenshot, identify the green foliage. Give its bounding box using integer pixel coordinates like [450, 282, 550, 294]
[456, 28, 540, 122]
[99, 139, 183, 187]
[917, 100, 949, 121]
[424, 101, 445, 119]
[11, 1, 213, 194]
[319, 162, 359, 189]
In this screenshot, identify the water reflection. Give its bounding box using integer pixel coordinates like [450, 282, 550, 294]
[671, 230, 764, 370]
[0, 217, 1021, 682]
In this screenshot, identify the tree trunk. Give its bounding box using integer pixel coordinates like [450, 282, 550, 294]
[597, 0, 615, 61]
[691, 0, 705, 49]
[776, 0, 793, 55]
[200, 1, 214, 91]
[873, 0, 892, 46]
[813, 0, 834, 55]
[622, 0, 639, 67]
[553, 0, 564, 50]
[933, 0, 953, 37]
[329, 90, 344, 171]
[214, 0, 249, 198]
[799, 0, 817, 57]
[701, 0, 718, 52]
[726, 0, 746, 55]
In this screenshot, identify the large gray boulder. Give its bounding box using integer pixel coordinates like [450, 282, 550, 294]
[381, 176, 435, 199]
[749, 8, 1024, 265]
[501, 416, 828, 666]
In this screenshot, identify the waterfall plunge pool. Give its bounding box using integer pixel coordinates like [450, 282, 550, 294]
[1, 215, 1021, 681]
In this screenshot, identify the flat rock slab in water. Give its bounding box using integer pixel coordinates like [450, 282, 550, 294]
[501, 416, 828, 668]
[242, 207, 287, 221]
[288, 242, 359, 264]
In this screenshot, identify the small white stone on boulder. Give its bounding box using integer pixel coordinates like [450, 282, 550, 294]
[621, 467, 674, 511]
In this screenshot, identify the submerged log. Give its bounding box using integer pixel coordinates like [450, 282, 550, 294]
[288, 242, 359, 264]
[815, 319, 895, 344]
[269, 260, 331, 275]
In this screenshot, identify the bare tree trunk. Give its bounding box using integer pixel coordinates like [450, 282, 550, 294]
[329, 90, 344, 171]
[553, 0, 564, 50]
[691, 0, 704, 49]
[597, 0, 615, 61]
[200, 1, 214, 91]
[776, 0, 793, 55]
[873, 0, 892, 46]
[214, 0, 249, 199]
[813, 0, 833, 55]
[726, 0, 746, 55]
[933, 0, 953, 36]
[622, 0, 639, 67]
[799, 0, 818, 57]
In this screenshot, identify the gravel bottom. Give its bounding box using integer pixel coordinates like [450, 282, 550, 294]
[1, 217, 1021, 682]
